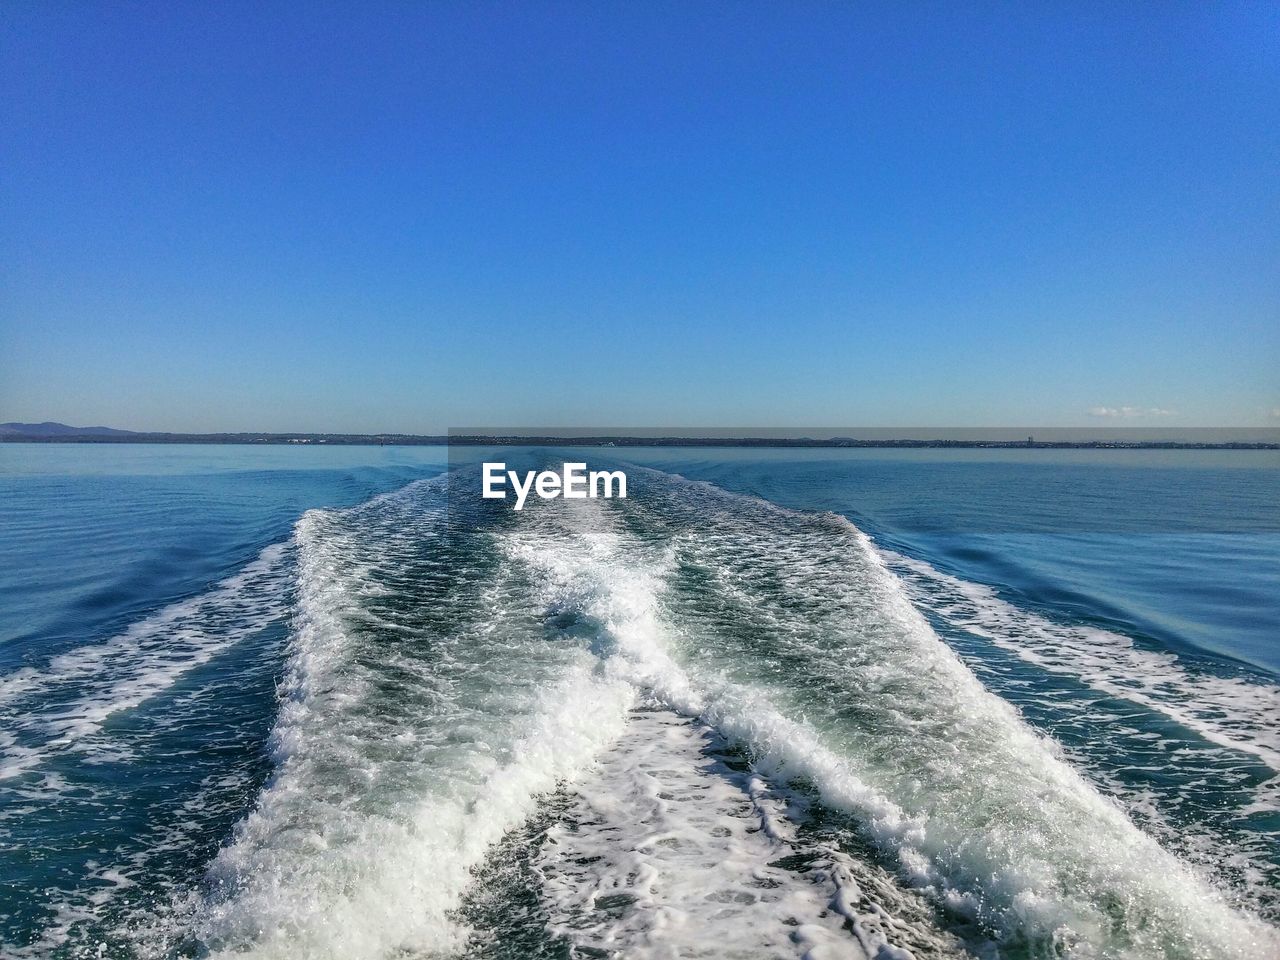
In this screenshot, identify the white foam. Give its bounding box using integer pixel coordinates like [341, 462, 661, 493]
[487, 498, 956, 958]
[164, 473, 1280, 959]
[614, 475, 1279, 958]
[189, 500, 638, 959]
[0, 541, 293, 781]
[537, 708, 953, 960]
[879, 546, 1280, 772]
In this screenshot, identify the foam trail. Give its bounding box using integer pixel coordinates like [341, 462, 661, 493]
[488, 497, 962, 957]
[0, 541, 293, 780]
[188, 488, 639, 959]
[535, 708, 963, 960]
[879, 547, 1280, 771]
[160, 470, 1279, 960]
[612, 472, 1278, 959]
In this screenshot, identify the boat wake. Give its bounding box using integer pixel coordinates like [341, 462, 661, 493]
[9, 467, 1276, 959]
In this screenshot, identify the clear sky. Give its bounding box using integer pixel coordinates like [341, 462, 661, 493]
[2, 3, 1277, 432]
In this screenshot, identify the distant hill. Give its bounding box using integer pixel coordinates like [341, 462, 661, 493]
[0, 421, 137, 437]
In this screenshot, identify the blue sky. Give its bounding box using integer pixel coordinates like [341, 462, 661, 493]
[2, 3, 1277, 432]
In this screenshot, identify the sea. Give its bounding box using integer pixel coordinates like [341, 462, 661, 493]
[1, 443, 1277, 960]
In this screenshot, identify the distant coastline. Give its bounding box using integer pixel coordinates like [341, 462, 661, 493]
[2, 423, 1277, 450]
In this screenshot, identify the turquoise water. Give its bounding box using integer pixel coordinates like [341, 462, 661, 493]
[1, 444, 1276, 959]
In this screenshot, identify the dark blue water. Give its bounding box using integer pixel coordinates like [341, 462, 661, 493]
[0, 446, 448, 673]
[1, 443, 1276, 958]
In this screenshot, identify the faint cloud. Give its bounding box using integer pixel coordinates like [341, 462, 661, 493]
[1270, 408, 1280, 420]
[1088, 406, 1176, 418]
